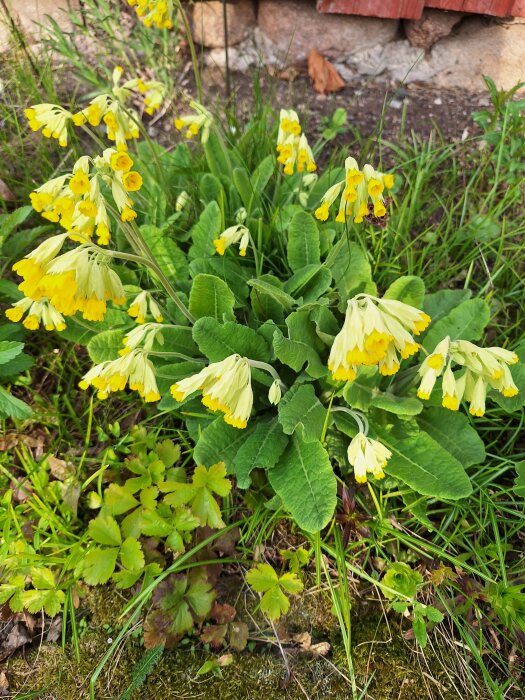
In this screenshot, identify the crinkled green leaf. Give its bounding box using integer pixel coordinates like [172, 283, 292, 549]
[287, 211, 320, 272]
[231, 418, 289, 488]
[192, 316, 270, 363]
[189, 274, 235, 321]
[384, 276, 425, 308]
[423, 298, 490, 352]
[278, 384, 327, 441]
[88, 514, 122, 546]
[416, 407, 485, 467]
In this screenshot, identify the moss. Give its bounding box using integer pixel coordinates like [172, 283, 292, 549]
[5, 585, 488, 700]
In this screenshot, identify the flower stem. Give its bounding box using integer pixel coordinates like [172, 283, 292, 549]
[247, 359, 286, 391]
[330, 406, 369, 436]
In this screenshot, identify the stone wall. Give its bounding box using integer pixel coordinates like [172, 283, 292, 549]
[2, 0, 524, 91]
[190, 0, 525, 91]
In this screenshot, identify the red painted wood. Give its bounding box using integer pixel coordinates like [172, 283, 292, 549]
[510, 0, 525, 15]
[318, 0, 525, 16]
[316, 0, 425, 20]
[426, 0, 515, 15]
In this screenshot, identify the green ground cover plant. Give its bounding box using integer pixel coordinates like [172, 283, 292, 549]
[0, 3, 524, 698]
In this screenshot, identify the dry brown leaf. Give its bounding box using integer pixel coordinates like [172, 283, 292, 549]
[47, 455, 75, 481]
[0, 178, 15, 202]
[308, 49, 345, 95]
[0, 671, 9, 693]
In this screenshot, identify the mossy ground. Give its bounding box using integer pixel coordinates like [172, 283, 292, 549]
[4, 585, 478, 700]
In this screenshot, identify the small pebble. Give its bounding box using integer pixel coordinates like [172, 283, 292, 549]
[434, 97, 442, 105]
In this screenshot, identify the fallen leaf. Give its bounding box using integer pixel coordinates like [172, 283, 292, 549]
[47, 456, 75, 481]
[200, 624, 228, 648]
[0, 670, 9, 693]
[211, 602, 236, 624]
[229, 621, 249, 651]
[308, 49, 344, 95]
[0, 178, 15, 202]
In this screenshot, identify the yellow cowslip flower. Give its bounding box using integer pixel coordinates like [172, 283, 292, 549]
[276, 109, 316, 176]
[213, 225, 250, 257]
[328, 294, 429, 382]
[128, 0, 174, 29]
[5, 296, 66, 331]
[79, 349, 161, 402]
[174, 101, 213, 143]
[29, 150, 142, 245]
[127, 291, 163, 324]
[347, 432, 391, 483]
[417, 337, 519, 416]
[170, 354, 253, 429]
[13, 241, 125, 322]
[24, 104, 72, 147]
[315, 156, 394, 224]
[72, 67, 166, 149]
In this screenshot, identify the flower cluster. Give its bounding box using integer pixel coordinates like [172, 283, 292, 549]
[127, 0, 174, 29]
[174, 101, 213, 142]
[213, 225, 250, 257]
[79, 350, 161, 402]
[11, 234, 125, 323]
[25, 104, 72, 147]
[276, 109, 316, 176]
[328, 295, 430, 382]
[347, 433, 392, 483]
[26, 67, 166, 151]
[171, 354, 254, 429]
[29, 149, 142, 245]
[5, 297, 66, 332]
[418, 337, 519, 416]
[315, 156, 394, 224]
[73, 66, 166, 149]
[127, 291, 164, 324]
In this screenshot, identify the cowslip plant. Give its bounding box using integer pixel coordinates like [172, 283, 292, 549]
[6, 82, 524, 539]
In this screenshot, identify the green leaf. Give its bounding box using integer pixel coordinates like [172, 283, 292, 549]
[384, 276, 425, 308]
[87, 329, 126, 363]
[199, 173, 222, 203]
[287, 211, 320, 272]
[0, 352, 33, 378]
[0, 341, 23, 365]
[248, 278, 296, 310]
[381, 430, 472, 500]
[120, 537, 145, 572]
[416, 408, 485, 467]
[250, 275, 285, 324]
[103, 484, 139, 515]
[342, 367, 378, 411]
[165, 463, 231, 528]
[284, 264, 332, 303]
[192, 317, 270, 362]
[370, 392, 423, 416]
[412, 616, 427, 648]
[232, 166, 254, 210]
[140, 224, 189, 280]
[273, 310, 326, 378]
[188, 201, 222, 259]
[231, 418, 289, 488]
[190, 257, 252, 304]
[513, 461, 525, 497]
[325, 238, 376, 302]
[425, 606, 444, 623]
[251, 155, 274, 194]
[0, 205, 33, 246]
[189, 274, 235, 321]
[30, 567, 56, 590]
[193, 415, 255, 468]
[185, 577, 216, 619]
[423, 289, 472, 324]
[268, 433, 337, 532]
[423, 298, 490, 352]
[278, 384, 327, 442]
[246, 563, 279, 592]
[0, 386, 32, 419]
[21, 588, 65, 617]
[246, 564, 303, 621]
[88, 514, 122, 546]
[83, 547, 119, 585]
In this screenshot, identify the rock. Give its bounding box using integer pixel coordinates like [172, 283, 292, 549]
[429, 18, 525, 91]
[0, 0, 77, 51]
[405, 9, 463, 50]
[257, 0, 398, 64]
[189, 0, 256, 49]
[337, 18, 525, 91]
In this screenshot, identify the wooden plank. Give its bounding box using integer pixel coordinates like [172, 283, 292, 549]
[510, 0, 525, 16]
[316, 0, 425, 20]
[425, 0, 515, 15]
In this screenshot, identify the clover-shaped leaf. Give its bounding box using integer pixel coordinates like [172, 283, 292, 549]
[246, 563, 303, 620]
